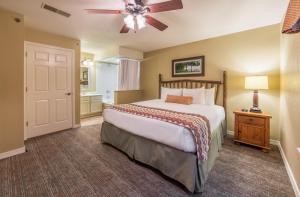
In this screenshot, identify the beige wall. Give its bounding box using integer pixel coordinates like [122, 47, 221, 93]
[25, 27, 81, 124]
[280, 32, 300, 190]
[114, 90, 143, 104]
[95, 46, 144, 60]
[141, 24, 281, 140]
[0, 9, 24, 153]
[119, 47, 144, 60]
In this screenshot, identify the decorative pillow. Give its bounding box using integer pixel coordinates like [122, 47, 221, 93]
[165, 95, 193, 105]
[160, 87, 182, 100]
[182, 88, 205, 104]
[205, 87, 215, 105]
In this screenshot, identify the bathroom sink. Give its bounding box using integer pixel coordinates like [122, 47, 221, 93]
[80, 92, 102, 97]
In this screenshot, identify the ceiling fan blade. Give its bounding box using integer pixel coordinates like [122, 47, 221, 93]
[85, 9, 122, 14]
[120, 24, 130, 33]
[145, 15, 168, 31]
[147, 0, 183, 13]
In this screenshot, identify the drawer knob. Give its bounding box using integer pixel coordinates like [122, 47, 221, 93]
[249, 118, 253, 121]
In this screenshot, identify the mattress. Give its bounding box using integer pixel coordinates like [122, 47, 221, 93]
[103, 99, 225, 153]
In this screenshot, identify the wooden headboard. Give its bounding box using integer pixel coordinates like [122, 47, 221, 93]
[159, 71, 227, 112]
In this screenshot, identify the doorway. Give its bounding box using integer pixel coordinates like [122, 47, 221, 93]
[24, 42, 75, 139]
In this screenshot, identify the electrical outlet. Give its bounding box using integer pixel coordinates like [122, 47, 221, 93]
[297, 148, 300, 154]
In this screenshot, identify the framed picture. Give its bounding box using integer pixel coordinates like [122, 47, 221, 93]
[172, 56, 205, 77]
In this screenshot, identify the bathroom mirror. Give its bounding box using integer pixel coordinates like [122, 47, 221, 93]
[80, 67, 90, 89]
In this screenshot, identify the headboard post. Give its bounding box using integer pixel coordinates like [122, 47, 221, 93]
[223, 71, 227, 119]
[158, 73, 162, 99]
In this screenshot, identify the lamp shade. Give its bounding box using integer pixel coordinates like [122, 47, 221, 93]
[245, 76, 268, 90]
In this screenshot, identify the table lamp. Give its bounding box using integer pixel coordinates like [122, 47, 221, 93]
[245, 76, 268, 113]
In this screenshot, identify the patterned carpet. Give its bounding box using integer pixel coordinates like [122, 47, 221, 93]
[0, 124, 295, 197]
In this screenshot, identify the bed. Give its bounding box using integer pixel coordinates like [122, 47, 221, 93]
[101, 71, 227, 193]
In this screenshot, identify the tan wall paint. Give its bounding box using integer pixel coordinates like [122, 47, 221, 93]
[114, 90, 143, 104]
[119, 47, 144, 60]
[0, 8, 24, 153]
[95, 46, 144, 60]
[141, 24, 281, 140]
[280, 32, 300, 190]
[81, 52, 94, 60]
[25, 27, 81, 124]
[96, 46, 119, 60]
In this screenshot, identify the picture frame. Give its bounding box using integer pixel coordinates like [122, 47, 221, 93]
[172, 56, 205, 77]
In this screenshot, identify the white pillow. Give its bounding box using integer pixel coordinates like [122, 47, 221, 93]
[182, 88, 205, 104]
[205, 87, 215, 105]
[161, 87, 182, 100]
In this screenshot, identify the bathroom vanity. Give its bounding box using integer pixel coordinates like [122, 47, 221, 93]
[80, 93, 103, 118]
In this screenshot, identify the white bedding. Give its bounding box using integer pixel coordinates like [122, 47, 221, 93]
[103, 99, 225, 153]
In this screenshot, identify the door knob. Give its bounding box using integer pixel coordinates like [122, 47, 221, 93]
[65, 92, 71, 96]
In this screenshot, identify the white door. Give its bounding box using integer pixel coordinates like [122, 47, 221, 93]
[25, 43, 73, 138]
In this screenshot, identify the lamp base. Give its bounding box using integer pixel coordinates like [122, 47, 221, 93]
[250, 107, 262, 113]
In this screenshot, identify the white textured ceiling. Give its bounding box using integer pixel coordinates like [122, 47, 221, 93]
[0, 0, 289, 54]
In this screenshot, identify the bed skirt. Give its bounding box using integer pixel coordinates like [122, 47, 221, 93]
[100, 121, 225, 193]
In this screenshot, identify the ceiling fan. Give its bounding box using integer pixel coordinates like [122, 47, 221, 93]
[86, 0, 183, 33]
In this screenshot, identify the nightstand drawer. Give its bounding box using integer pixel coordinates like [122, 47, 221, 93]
[239, 115, 264, 126]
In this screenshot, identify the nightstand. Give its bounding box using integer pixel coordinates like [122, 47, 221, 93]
[233, 111, 272, 152]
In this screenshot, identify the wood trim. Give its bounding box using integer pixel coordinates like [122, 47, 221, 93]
[159, 73, 162, 99]
[233, 111, 272, 118]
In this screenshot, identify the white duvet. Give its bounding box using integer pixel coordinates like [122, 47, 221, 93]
[103, 99, 225, 153]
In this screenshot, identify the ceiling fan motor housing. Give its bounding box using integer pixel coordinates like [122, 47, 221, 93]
[126, 4, 149, 16]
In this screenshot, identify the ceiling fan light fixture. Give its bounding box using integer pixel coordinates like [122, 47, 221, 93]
[81, 59, 94, 67]
[124, 14, 146, 30]
[124, 14, 135, 29]
[136, 14, 146, 29]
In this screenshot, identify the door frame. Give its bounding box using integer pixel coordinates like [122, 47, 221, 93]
[24, 41, 76, 140]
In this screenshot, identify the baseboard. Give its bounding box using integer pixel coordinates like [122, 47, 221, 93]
[227, 130, 299, 196]
[73, 124, 81, 129]
[227, 130, 234, 136]
[80, 112, 102, 119]
[277, 142, 300, 197]
[0, 146, 26, 160]
[269, 139, 280, 146]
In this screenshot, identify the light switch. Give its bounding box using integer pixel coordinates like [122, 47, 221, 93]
[297, 148, 300, 154]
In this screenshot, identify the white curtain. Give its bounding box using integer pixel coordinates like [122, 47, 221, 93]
[118, 59, 140, 90]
